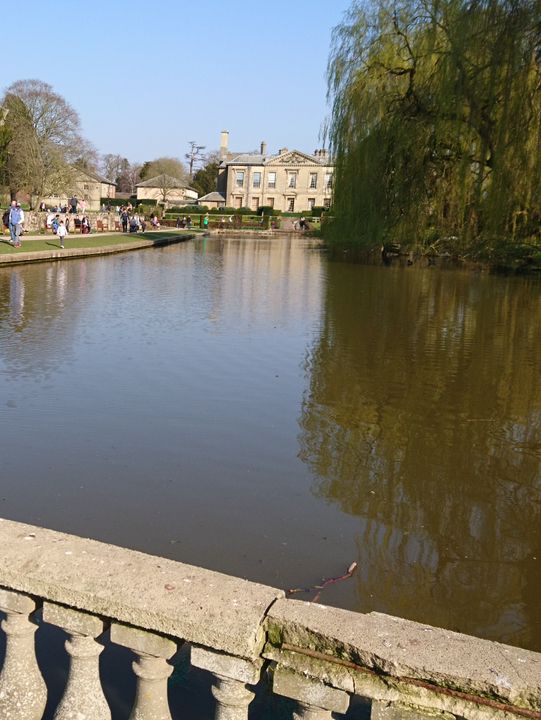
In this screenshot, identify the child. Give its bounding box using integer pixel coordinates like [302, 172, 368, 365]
[57, 220, 68, 249]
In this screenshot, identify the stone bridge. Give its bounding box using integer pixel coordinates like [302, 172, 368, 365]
[0, 518, 539, 719]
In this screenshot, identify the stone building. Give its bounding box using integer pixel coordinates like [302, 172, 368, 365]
[136, 175, 198, 207]
[216, 131, 333, 213]
[42, 167, 116, 211]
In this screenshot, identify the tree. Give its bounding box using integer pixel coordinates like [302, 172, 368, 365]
[326, 0, 541, 261]
[101, 155, 142, 193]
[185, 141, 206, 178]
[1, 79, 86, 207]
[139, 157, 188, 183]
[191, 152, 220, 196]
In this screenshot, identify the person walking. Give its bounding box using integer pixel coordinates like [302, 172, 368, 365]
[56, 220, 68, 249]
[9, 201, 25, 247]
[120, 208, 129, 232]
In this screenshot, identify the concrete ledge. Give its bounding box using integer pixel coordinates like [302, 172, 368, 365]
[0, 233, 193, 266]
[265, 599, 541, 715]
[0, 518, 282, 660]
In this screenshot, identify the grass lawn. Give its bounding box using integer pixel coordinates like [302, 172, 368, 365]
[0, 230, 194, 255]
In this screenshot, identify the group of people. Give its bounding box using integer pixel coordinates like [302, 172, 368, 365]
[175, 216, 193, 229]
[118, 206, 152, 233]
[39, 196, 87, 215]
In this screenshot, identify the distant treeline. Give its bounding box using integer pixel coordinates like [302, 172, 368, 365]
[326, 0, 541, 267]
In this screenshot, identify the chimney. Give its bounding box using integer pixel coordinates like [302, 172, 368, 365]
[260, 141, 267, 156]
[279, 147, 288, 155]
[220, 130, 229, 160]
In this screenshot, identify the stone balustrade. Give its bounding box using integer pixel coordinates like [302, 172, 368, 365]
[0, 518, 539, 720]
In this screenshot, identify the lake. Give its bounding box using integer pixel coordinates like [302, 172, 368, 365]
[1, 235, 540, 651]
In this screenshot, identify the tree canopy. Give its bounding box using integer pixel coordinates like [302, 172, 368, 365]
[1, 79, 88, 206]
[140, 156, 188, 183]
[326, 0, 541, 262]
[191, 152, 220, 196]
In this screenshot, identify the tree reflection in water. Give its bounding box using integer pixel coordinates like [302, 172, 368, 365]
[299, 263, 541, 650]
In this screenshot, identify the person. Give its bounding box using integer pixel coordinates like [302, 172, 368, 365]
[176, 216, 182, 229]
[120, 208, 129, 232]
[2, 206, 11, 232]
[150, 214, 160, 228]
[203, 213, 209, 230]
[65, 215, 70, 233]
[140, 216, 146, 232]
[186, 216, 192, 229]
[81, 216, 91, 234]
[9, 201, 25, 247]
[56, 220, 68, 249]
[10, 201, 24, 247]
[129, 215, 139, 233]
[69, 196, 77, 213]
[51, 214, 61, 234]
[39, 201, 47, 212]
[299, 216, 306, 231]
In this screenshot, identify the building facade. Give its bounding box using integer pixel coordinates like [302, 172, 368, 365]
[217, 131, 333, 213]
[136, 174, 198, 207]
[41, 168, 116, 211]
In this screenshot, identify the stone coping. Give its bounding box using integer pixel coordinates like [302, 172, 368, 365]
[0, 518, 282, 660]
[0, 233, 193, 266]
[266, 599, 541, 713]
[0, 517, 539, 714]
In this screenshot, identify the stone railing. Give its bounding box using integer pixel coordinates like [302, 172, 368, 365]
[0, 517, 539, 719]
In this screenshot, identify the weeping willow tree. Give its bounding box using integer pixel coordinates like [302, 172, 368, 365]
[326, 0, 541, 261]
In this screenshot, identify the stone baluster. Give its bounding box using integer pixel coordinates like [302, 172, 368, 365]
[191, 646, 261, 720]
[0, 588, 47, 720]
[272, 665, 350, 719]
[43, 602, 111, 720]
[110, 622, 178, 720]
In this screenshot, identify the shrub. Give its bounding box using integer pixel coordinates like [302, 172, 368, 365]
[257, 206, 281, 216]
[167, 204, 206, 214]
[311, 206, 326, 217]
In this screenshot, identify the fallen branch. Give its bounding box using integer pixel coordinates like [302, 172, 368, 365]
[287, 562, 358, 602]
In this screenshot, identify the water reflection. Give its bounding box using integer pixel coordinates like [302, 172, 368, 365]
[1, 242, 540, 652]
[299, 264, 541, 650]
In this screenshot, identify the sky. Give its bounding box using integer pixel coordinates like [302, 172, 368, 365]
[3, 0, 353, 165]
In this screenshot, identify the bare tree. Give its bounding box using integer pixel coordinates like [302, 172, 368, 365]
[185, 141, 206, 178]
[2, 79, 85, 207]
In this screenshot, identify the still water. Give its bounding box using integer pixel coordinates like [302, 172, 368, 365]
[1, 236, 540, 651]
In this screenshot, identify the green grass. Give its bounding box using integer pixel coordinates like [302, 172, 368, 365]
[0, 230, 191, 255]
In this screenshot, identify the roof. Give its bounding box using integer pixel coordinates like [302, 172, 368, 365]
[75, 167, 116, 186]
[223, 153, 267, 166]
[221, 149, 333, 168]
[198, 192, 226, 202]
[136, 174, 190, 189]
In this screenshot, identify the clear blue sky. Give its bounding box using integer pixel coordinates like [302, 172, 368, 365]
[4, 0, 353, 164]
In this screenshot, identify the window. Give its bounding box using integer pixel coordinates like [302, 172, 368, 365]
[308, 198, 315, 210]
[236, 171, 245, 188]
[83, 184, 89, 190]
[325, 173, 333, 190]
[288, 173, 297, 188]
[251, 197, 260, 210]
[266, 197, 275, 208]
[253, 172, 261, 188]
[268, 172, 276, 189]
[323, 198, 331, 208]
[309, 173, 318, 189]
[287, 197, 295, 212]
